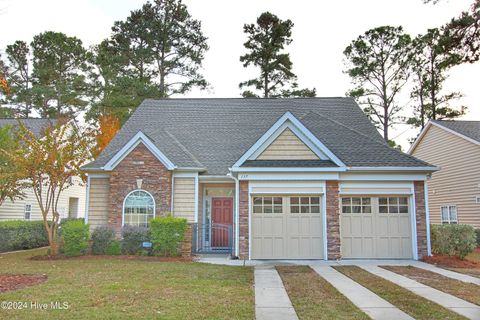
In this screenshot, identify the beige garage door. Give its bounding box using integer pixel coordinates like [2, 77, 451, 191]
[251, 195, 323, 259]
[341, 196, 412, 259]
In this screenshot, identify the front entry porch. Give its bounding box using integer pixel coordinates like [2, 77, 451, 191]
[192, 183, 235, 254]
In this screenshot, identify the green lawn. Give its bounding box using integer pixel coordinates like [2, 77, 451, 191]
[277, 266, 369, 320]
[334, 266, 466, 320]
[0, 249, 254, 320]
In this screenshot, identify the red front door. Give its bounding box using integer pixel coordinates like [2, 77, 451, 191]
[211, 197, 233, 248]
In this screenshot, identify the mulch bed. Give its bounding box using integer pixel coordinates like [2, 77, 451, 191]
[30, 254, 193, 262]
[0, 274, 48, 293]
[422, 253, 480, 269]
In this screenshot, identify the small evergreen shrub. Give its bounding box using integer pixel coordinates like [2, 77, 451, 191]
[121, 226, 150, 255]
[61, 220, 89, 257]
[431, 224, 476, 259]
[475, 229, 480, 247]
[91, 227, 115, 255]
[0, 220, 49, 252]
[105, 240, 121, 255]
[150, 216, 187, 256]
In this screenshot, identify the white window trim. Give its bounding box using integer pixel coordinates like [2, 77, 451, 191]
[440, 205, 458, 224]
[122, 189, 156, 227]
[24, 204, 32, 220]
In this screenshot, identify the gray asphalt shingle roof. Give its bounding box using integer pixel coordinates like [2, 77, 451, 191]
[83, 98, 433, 174]
[432, 120, 480, 143]
[0, 118, 55, 137]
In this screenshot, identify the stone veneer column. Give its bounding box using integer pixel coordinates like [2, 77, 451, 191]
[109, 143, 172, 236]
[326, 181, 341, 260]
[238, 181, 249, 260]
[414, 180, 428, 258]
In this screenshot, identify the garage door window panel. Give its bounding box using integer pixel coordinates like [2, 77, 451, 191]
[379, 197, 409, 214]
[253, 196, 283, 214]
[290, 196, 321, 214]
[341, 197, 372, 214]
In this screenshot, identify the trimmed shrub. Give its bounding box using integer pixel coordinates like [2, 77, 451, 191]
[121, 226, 150, 255]
[0, 220, 49, 252]
[105, 240, 121, 255]
[476, 229, 480, 247]
[150, 216, 187, 256]
[91, 227, 115, 255]
[431, 224, 477, 259]
[61, 220, 89, 257]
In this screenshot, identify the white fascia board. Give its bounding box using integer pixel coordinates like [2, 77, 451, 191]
[231, 112, 346, 169]
[87, 173, 110, 178]
[103, 131, 176, 171]
[237, 172, 340, 181]
[231, 167, 346, 173]
[173, 172, 198, 178]
[346, 166, 439, 172]
[340, 172, 429, 181]
[408, 122, 432, 154]
[430, 121, 480, 146]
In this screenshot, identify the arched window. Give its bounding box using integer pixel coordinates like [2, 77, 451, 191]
[123, 190, 155, 227]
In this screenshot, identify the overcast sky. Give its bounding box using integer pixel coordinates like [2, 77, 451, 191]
[0, 0, 478, 149]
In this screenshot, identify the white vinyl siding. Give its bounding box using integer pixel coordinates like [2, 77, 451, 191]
[0, 176, 86, 221]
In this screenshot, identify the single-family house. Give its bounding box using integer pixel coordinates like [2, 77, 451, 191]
[409, 120, 480, 228]
[82, 98, 437, 260]
[0, 118, 86, 221]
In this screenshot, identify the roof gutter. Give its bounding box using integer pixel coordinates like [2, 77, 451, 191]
[346, 166, 440, 172]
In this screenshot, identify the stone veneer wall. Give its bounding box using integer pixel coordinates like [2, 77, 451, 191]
[108, 143, 172, 235]
[238, 181, 249, 259]
[414, 180, 428, 258]
[326, 181, 341, 260]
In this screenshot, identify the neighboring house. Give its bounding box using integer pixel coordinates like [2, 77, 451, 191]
[0, 118, 86, 221]
[409, 120, 480, 228]
[82, 98, 437, 260]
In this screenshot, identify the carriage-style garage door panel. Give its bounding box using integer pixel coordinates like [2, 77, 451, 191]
[251, 196, 323, 259]
[341, 196, 412, 259]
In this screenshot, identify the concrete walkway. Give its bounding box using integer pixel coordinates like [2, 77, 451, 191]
[412, 261, 480, 285]
[311, 266, 413, 320]
[361, 265, 480, 320]
[254, 266, 298, 320]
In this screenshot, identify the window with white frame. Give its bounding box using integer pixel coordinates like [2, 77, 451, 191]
[123, 190, 155, 227]
[379, 197, 409, 214]
[290, 196, 321, 213]
[253, 196, 283, 214]
[24, 204, 32, 220]
[341, 197, 372, 214]
[441, 205, 458, 224]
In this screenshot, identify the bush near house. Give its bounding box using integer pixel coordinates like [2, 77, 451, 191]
[105, 240, 122, 255]
[61, 220, 89, 257]
[121, 226, 150, 255]
[150, 216, 188, 256]
[431, 224, 477, 259]
[0, 220, 49, 252]
[476, 229, 480, 247]
[91, 227, 116, 255]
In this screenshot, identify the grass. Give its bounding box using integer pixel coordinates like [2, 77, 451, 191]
[277, 266, 369, 320]
[383, 265, 480, 306]
[0, 248, 254, 320]
[334, 266, 466, 320]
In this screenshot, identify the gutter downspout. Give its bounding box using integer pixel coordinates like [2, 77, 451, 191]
[84, 175, 91, 223]
[425, 177, 432, 256]
[227, 171, 240, 258]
